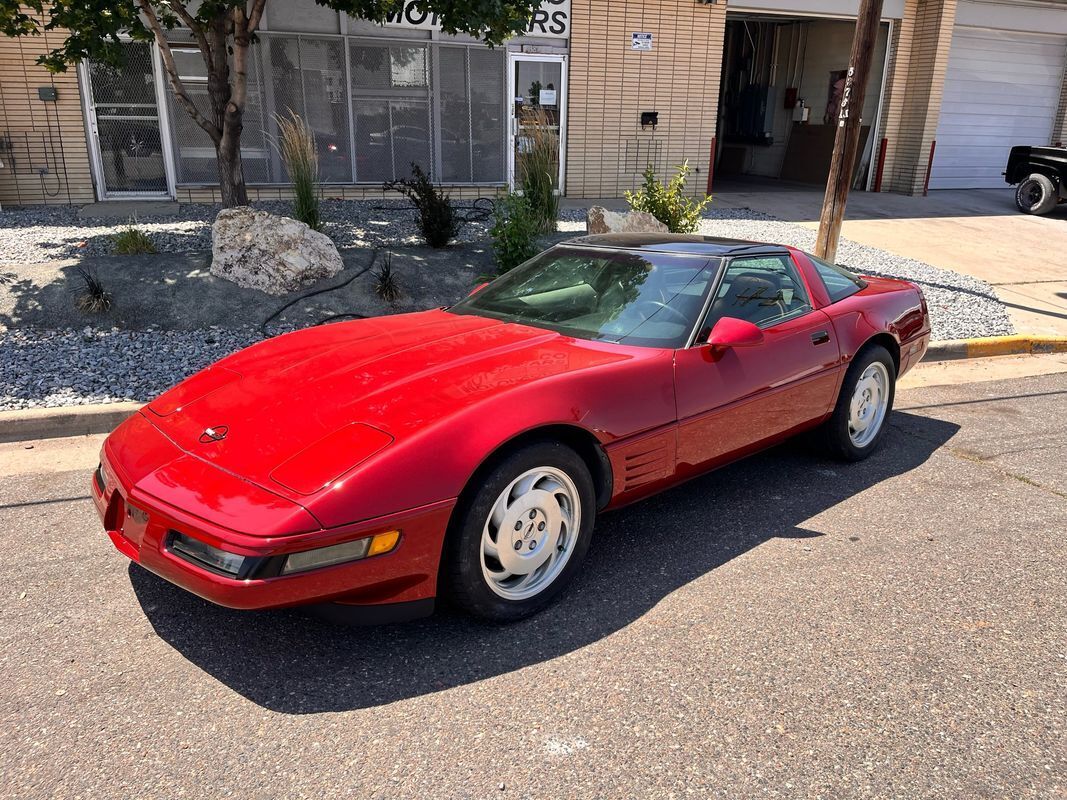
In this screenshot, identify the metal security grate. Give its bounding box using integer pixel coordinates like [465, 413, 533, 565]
[86, 42, 168, 195]
[160, 34, 506, 187]
[164, 41, 272, 184]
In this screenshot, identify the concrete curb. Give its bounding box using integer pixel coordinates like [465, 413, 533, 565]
[0, 402, 141, 444]
[924, 335, 1067, 362]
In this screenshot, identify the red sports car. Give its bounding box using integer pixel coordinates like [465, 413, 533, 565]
[94, 234, 929, 623]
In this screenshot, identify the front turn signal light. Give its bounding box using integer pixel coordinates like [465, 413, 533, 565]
[368, 530, 400, 556]
[281, 530, 401, 575]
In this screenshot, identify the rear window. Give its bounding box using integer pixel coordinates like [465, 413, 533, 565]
[808, 254, 867, 303]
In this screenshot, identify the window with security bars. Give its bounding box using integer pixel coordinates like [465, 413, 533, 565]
[263, 35, 352, 183]
[435, 45, 506, 183]
[163, 35, 506, 186]
[165, 44, 272, 184]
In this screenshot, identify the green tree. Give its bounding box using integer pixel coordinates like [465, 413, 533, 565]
[0, 0, 541, 206]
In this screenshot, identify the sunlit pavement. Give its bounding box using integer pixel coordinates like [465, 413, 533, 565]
[2, 370, 1064, 799]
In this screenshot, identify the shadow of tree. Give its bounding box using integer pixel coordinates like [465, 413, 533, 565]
[130, 411, 958, 714]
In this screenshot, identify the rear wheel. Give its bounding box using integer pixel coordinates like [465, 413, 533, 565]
[1015, 173, 1058, 215]
[821, 344, 896, 461]
[443, 442, 596, 622]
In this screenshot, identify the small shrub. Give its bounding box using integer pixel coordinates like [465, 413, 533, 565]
[384, 163, 461, 248]
[111, 223, 156, 255]
[517, 106, 560, 234]
[73, 265, 112, 313]
[373, 252, 402, 304]
[624, 160, 712, 234]
[273, 110, 322, 231]
[490, 193, 540, 273]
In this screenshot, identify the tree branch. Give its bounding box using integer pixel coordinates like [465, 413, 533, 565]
[247, 0, 267, 34]
[135, 0, 220, 142]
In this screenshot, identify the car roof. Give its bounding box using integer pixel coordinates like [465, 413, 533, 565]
[564, 233, 792, 257]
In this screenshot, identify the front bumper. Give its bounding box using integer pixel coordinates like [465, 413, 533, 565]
[93, 454, 455, 613]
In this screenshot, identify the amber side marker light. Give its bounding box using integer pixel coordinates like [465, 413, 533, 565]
[281, 530, 401, 575]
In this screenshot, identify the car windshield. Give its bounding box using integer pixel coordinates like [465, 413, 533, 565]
[450, 246, 721, 348]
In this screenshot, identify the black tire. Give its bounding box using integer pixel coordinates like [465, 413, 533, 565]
[442, 441, 596, 622]
[1015, 173, 1058, 215]
[821, 344, 897, 462]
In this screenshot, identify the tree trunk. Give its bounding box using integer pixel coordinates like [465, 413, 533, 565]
[216, 125, 248, 207]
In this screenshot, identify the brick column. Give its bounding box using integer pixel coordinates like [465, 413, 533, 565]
[565, 0, 726, 199]
[877, 0, 957, 194]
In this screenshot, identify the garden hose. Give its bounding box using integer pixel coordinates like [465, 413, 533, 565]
[259, 248, 378, 332]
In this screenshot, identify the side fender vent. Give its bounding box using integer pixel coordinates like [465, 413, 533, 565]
[614, 432, 676, 492]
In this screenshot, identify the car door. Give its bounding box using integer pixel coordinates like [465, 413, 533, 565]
[674, 253, 842, 472]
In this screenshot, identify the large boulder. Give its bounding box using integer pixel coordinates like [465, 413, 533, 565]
[211, 206, 343, 295]
[586, 205, 669, 235]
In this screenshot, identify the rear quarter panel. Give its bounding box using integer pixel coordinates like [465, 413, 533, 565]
[824, 277, 929, 375]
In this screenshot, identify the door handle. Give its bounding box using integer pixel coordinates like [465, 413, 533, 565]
[811, 330, 830, 345]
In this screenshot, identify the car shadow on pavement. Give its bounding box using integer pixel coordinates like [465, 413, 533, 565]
[129, 410, 959, 714]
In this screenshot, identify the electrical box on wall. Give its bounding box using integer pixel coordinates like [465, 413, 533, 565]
[640, 111, 659, 130]
[792, 101, 810, 123]
[37, 86, 58, 102]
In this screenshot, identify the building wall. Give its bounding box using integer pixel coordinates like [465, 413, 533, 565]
[879, 0, 957, 194]
[0, 19, 95, 206]
[565, 0, 726, 198]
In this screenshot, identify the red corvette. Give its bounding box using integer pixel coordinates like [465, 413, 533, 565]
[94, 234, 929, 622]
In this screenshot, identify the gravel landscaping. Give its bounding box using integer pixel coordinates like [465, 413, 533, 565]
[0, 201, 1013, 410]
[0, 199, 509, 265]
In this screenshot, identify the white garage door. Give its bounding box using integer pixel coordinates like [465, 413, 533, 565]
[929, 27, 1067, 189]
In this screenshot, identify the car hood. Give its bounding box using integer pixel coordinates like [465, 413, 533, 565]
[145, 309, 633, 502]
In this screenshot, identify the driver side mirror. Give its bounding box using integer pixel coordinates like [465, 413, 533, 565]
[705, 316, 764, 349]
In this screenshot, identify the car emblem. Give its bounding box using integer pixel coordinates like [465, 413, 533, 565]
[199, 425, 229, 443]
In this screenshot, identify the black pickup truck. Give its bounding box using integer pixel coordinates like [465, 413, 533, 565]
[1005, 145, 1067, 215]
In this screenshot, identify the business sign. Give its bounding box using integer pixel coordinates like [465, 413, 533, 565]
[631, 32, 653, 51]
[383, 0, 570, 39]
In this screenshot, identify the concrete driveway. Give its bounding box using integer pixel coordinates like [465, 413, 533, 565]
[1, 368, 1064, 798]
[714, 184, 1067, 338]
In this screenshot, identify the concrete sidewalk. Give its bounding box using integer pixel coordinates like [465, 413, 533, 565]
[712, 184, 1067, 338]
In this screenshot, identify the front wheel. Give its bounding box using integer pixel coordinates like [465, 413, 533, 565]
[443, 442, 596, 622]
[821, 345, 896, 461]
[1015, 173, 1058, 215]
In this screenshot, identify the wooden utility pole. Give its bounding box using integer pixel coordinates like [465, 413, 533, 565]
[814, 0, 885, 262]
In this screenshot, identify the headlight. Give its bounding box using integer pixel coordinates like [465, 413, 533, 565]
[281, 530, 400, 575]
[169, 532, 247, 576]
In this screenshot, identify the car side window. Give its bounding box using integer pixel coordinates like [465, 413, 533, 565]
[701, 255, 813, 334]
[808, 253, 866, 303]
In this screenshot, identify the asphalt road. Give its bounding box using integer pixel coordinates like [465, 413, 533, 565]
[1, 373, 1065, 799]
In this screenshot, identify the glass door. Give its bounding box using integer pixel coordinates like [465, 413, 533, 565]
[507, 54, 566, 191]
[85, 42, 170, 198]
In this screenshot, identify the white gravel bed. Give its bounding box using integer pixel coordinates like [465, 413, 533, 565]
[0, 200, 498, 264]
[0, 327, 273, 411]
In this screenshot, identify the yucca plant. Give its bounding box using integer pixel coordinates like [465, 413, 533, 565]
[272, 110, 322, 231]
[517, 106, 560, 234]
[373, 251, 402, 304]
[73, 265, 112, 313]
